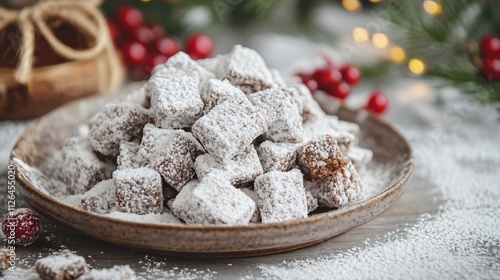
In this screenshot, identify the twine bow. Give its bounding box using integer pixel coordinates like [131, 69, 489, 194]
[0, 0, 122, 88]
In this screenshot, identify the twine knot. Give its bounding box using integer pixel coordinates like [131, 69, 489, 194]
[0, 0, 121, 87]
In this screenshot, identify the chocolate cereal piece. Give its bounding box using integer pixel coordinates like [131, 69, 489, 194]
[81, 179, 115, 214]
[296, 135, 348, 182]
[194, 146, 263, 185]
[88, 102, 152, 157]
[199, 78, 247, 114]
[113, 167, 163, 215]
[57, 137, 115, 194]
[249, 88, 304, 143]
[215, 45, 274, 94]
[148, 74, 203, 129]
[171, 173, 255, 225]
[152, 51, 214, 84]
[117, 141, 146, 170]
[257, 141, 299, 173]
[192, 98, 267, 163]
[309, 161, 363, 207]
[254, 169, 308, 223]
[142, 125, 205, 191]
[78, 265, 136, 280]
[35, 252, 87, 280]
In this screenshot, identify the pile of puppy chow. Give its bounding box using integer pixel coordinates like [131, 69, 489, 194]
[48, 45, 373, 226]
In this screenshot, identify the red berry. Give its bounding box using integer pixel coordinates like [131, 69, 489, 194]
[131, 25, 154, 45]
[185, 33, 214, 60]
[312, 68, 342, 91]
[479, 35, 500, 58]
[366, 91, 389, 115]
[341, 64, 362, 86]
[327, 82, 350, 100]
[482, 57, 500, 82]
[148, 54, 169, 74]
[115, 6, 144, 31]
[121, 41, 147, 65]
[2, 208, 42, 246]
[106, 20, 120, 45]
[155, 37, 181, 57]
[149, 23, 165, 40]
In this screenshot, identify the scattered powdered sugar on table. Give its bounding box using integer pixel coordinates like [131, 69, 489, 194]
[259, 103, 500, 279]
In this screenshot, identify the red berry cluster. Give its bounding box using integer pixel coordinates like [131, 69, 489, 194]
[297, 57, 361, 100]
[297, 56, 388, 115]
[108, 6, 215, 80]
[2, 208, 42, 246]
[479, 35, 500, 82]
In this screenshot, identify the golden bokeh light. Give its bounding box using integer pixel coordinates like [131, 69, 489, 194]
[423, 0, 442, 15]
[390, 47, 406, 63]
[372, 33, 389, 48]
[342, 0, 362, 12]
[353, 27, 369, 43]
[409, 59, 426, 74]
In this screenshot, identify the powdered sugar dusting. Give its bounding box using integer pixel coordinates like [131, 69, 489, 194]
[259, 99, 500, 279]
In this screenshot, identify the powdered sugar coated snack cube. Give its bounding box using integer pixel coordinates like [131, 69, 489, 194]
[303, 116, 356, 154]
[199, 78, 247, 114]
[270, 68, 287, 89]
[148, 74, 203, 129]
[215, 45, 274, 94]
[305, 189, 319, 213]
[347, 146, 373, 171]
[138, 123, 171, 158]
[192, 99, 267, 163]
[290, 83, 326, 122]
[152, 51, 214, 84]
[240, 188, 261, 223]
[78, 265, 136, 280]
[257, 141, 299, 173]
[57, 137, 115, 194]
[113, 167, 163, 215]
[117, 141, 146, 170]
[35, 252, 87, 280]
[143, 125, 205, 190]
[308, 161, 363, 207]
[255, 169, 308, 223]
[81, 179, 115, 214]
[171, 173, 255, 225]
[88, 102, 152, 157]
[194, 146, 263, 185]
[296, 134, 348, 182]
[249, 88, 303, 143]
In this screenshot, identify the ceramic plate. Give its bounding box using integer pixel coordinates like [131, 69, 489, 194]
[11, 84, 413, 257]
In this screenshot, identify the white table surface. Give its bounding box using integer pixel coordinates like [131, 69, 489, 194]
[1, 7, 499, 279]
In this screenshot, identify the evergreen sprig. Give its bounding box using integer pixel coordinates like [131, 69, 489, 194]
[386, 0, 500, 102]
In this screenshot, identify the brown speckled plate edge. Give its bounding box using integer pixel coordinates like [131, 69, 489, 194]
[10, 85, 414, 258]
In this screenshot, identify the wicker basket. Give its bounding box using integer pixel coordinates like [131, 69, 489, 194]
[0, 0, 125, 120]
